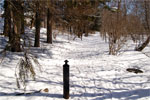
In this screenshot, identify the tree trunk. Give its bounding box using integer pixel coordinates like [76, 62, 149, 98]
[10, 0, 22, 52]
[47, 8, 52, 44]
[3, 0, 11, 37]
[34, 9, 41, 47]
[135, 1, 150, 51]
[135, 36, 150, 51]
[11, 23, 22, 52]
[30, 16, 35, 29]
[44, 17, 47, 28]
[21, 2, 24, 34]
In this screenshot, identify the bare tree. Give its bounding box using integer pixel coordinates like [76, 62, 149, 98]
[101, 0, 129, 55]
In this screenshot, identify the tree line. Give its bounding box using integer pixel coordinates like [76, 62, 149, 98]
[2, 0, 108, 52]
[1, 0, 150, 55]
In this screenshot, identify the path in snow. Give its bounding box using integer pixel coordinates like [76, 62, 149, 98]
[38, 33, 150, 100]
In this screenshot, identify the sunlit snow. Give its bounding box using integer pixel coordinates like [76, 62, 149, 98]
[0, 28, 150, 100]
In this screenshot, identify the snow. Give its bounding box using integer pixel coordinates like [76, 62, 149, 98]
[0, 28, 150, 100]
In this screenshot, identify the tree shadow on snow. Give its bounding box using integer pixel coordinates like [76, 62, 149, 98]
[69, 72, 150, 100]
[0, 92, 62, 98]
[93, 88, 150, 100]
[28, 47, 53, 59]
[70, 84, 150, 100]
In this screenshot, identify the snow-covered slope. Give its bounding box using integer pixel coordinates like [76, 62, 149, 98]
[0, 29, 150, 100]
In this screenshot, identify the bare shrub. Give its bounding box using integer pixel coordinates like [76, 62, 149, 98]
[15, 52, 41, 91]
[101, 7, 128, 55]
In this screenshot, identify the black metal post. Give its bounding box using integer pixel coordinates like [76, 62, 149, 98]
[63, 60, 70, 99]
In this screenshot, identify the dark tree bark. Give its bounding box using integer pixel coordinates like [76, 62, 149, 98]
[34, 2, 41, 47]
[135, 36, 150, 51]
[10, 0, 22, 52]
[47, 8, 52, 44]
[21, 2, 24, 34]
[3, 0, 11, 37]
[11, 23, 22, 52]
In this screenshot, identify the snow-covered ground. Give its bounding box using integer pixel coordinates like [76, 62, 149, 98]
[0, 29, 150, 100]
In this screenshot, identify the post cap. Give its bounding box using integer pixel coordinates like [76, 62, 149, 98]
[64, 60, 69, 64]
